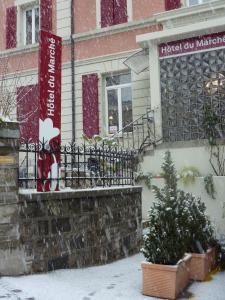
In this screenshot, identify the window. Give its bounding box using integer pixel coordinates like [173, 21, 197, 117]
[106, 73, 132, 134]
[23, 6, 39, 45]
[160, 49, 225, 142]
[187, 0, 212, 6]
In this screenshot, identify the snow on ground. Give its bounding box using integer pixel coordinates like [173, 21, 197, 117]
[0, 254, 224, 300]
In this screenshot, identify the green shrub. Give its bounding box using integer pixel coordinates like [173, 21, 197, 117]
[180, 166, 200, 185]
[141, 151, 214, 265]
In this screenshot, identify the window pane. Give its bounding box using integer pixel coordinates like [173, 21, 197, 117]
[106, 73, 131, 86]
[188, 0, 200, 5]
[119, 73, 131, 85]
[107, 89, 119, 134]
[35, 8, 39, 43]
[106, 75, 120, 86]
[26, 10, 32, 45]
[121, 87, 133, 131]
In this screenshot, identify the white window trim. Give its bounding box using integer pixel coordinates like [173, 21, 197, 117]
[127, 0, 133, 22]
[16, 0, 39, 47]
[186, 0, 212, 6]
[96, 0, 101, 29]
[105, 82, 132, 134]
[23, 6, 39, 45]
[96, 0, 132, 29]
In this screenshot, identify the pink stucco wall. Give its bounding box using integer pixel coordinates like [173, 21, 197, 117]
[0, 0, 14, 51]
[0, 0, 163, 72]
[75, 24, 162, 60]
[0, 0, 57, 52]
[74, 0, 97, 34]
[73, 0, 166, 34]
[132, 0, 165, 21]
[52, 0, 57, 35]
[0, 43, 70, 75]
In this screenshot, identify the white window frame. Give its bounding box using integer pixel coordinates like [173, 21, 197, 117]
[15, 0, 39, 47]
[105, 81, 132, 135]
[186, 0, 212, 6]
[23, 5, 39, 45]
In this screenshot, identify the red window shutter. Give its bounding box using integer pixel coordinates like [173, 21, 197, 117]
[101, 0, 114, 28]
[113, 0, 128, 25]
[82, 74, 99, 138]
[40, 0, 52, 31]
[6, 6, 17, 49]
[17, 85, 39, 143]
[165, 0, 181, 10]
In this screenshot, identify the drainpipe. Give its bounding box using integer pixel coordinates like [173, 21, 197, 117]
[70, 0, 76, 142]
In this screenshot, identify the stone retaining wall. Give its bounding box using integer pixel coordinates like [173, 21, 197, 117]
[19, 187, 142, 273]
[0, 122, 142, 275]
[0, 122, 26, 276]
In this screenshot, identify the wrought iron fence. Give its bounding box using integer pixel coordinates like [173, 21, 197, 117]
[19, 141, 136, 190]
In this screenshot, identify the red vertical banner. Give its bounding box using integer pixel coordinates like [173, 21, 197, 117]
[37, 30, 62, 192]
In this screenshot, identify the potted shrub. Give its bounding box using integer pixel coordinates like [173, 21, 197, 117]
[141, 151, 215, 299]
[183, 195, 216, 281]
[141, 151, 192, 299]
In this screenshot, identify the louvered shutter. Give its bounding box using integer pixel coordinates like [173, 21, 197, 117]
[113, 0, 128, 25]
[82, 74, 99, 138]
[165, 0, 181, 10]
[17, 85, 39, 143]
[6, 6, 17, 49]
[40, 0, 52, 31]
[101, 0, 114, 28]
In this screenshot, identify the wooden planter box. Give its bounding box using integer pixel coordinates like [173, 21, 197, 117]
[142, 254, 191, 300]
[188, 248, 216, 281]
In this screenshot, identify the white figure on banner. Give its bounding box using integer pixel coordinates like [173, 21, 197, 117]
[38, 118, 60, 191]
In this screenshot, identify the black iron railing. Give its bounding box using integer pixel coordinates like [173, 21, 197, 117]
[19, 141, 136, 190]
[112, 108, 157, 153]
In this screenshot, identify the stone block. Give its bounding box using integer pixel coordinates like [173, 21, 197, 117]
[68, 198, 81, 214]
[81, 198, 95, 212]
[51, 218, 71, 234]
[70, 234, 85, 250]
[0, 223, 19, 240]
[0, 247, 30, 276]
[0, 192, 18, 204]
[20, 201, 46, 218]
[38, 220, 49, 236]
[48, 255, 69, 271]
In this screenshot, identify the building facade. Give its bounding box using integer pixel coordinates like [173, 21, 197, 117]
[1, 0, 193, 144]
[1, 0, 225, 220]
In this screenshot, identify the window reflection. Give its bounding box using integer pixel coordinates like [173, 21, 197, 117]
[106, 73, 133, 134]
[107, 89, 119, 134]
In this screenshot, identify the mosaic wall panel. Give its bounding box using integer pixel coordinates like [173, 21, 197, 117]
[160, 49, 225, 142]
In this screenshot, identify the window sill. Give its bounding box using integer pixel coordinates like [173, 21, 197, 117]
[0, 43, 39, 58]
